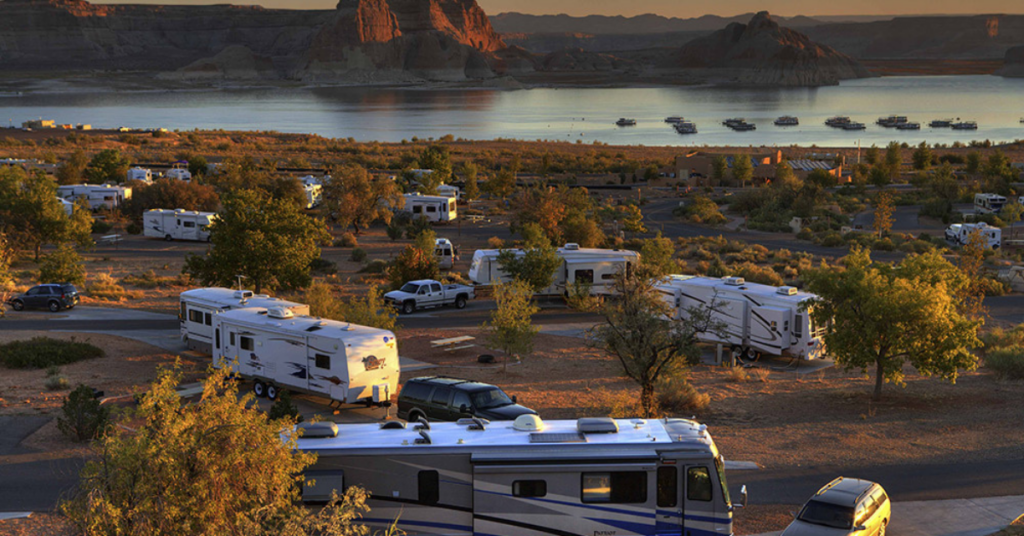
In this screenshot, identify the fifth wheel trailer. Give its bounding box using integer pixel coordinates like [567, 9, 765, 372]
[655, 275, 826, 362]
[179, 288, 309, 354]
[56, 184, 131, 211]
[403, 193, 458, 223]
[143, 209, 218, 242]
[295, 416, 743, 536]
[469, 244, 641, 296]
[212, 307, 399, 405]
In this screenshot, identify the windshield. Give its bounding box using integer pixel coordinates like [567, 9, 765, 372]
[798, 500, 854, 530]
[399, 283, 420, 293]
[472, 388, 513, 409]
[715, 456, 731, 507]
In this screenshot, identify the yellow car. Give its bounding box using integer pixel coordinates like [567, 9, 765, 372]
[782, 477, 891, 536]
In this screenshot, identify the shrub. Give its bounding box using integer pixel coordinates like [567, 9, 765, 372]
[750, 368, 771, 383]
[39, 244, 86, 286]
[727, 366, 749, 382]
[732, 262, 785, 286]
[57, 384, 109, 442]
[657, 379, 711, 414]
[125, 222, 142, 235]
[359, 259, 388, 274]
[46, 366, 70, 391]
[0, 337, 104, 369]
[89, 273, 137, 301]
[487, 236, 505, 249]
[386, 223, 404, 241]
[309, 257, 337, 275]
[985, 346, 1024, 380]
[120, 270, 189, 289]
[982, 325, 1024, 350]
[91, 220, 113, 235]
[565, 279, 602, 313]
[336, 232, 358, 248]
[819, 232, 845, 248]
[348, 247, 367, 263]
[268, 390, 303, 422]
[873, 237, 896, 251]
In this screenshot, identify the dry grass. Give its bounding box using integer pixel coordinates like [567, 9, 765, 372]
[750, 368, 771, 383]
[727, 366, 750, 382]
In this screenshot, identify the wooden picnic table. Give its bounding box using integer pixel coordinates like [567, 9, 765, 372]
[430, 336, 476, 352]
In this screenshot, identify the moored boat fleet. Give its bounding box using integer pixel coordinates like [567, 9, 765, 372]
[613, 114, 987, 134]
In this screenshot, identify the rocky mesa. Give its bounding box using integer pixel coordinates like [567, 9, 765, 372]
[997, 45, 1024, 77]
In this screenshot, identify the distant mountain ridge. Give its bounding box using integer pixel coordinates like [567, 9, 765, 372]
[489, 12, 823, 35]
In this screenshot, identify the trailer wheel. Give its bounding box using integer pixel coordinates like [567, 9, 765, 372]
[164, 234, 173, 242]
[742, 347, 761, 363]
[730, 345, 743, 363]
[402, 301, 416, 315]
[266, 383, 279, 401]
[253, 380, 267, 398]
[455, 295, 467, 309]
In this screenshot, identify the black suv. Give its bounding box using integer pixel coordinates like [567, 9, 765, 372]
[397, 377, 536, 422]
[8, 284, 80, 312]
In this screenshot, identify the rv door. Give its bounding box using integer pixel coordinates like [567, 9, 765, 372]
[684, 465, 718, 536]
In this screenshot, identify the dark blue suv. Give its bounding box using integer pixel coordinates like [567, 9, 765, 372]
[397, 377, 536, 422]
[8, 284, 80, 312]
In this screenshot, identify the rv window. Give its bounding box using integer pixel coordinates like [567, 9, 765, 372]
[687, 467, 713, 502]
[426, 206, 437, 213]
[183, 221, 196, 228]
[302, 470, 344, 504]
[582, 472, 647, 504]
[230, 333, 236, 346]
[180, 302, 186, 321]
[794, 315, 804, 337]
[430, 387, 452, 406]
[240, 336, 254, 351]
[418, 471, 439, 505]
[513, 480, 547, 498]
[575, 270, 594, 284]
[188, 309, 204, 323]
[413, 206, 423, 214]
[205, 313, 212, 326]
[657, 466, 678, 507]
[315, 354, 330, 370]
[601, 273, 617, 281]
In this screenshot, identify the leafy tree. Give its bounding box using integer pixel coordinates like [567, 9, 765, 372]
[56, 149, 89, 185]
[39, 244, 86, 286]
[123, 179, 220, 220]
[267, 177, 308, 210]
[561, 211, 606, 248]
[0, 231, 12, 318]
[868, 166, 890, 188]
[416, 145, 452, 193]
[711, 155, 728, 184]
[387, 229, 439, 289]
[183, 189, 331, 294]
[805, 248, 982, 401]
[462, 162, 480, 201]
[884, 142, 902, 181]
[965, 151, 982, 174]
[620, 204, 647, 235]
[187, 155, 209, 180]
[510, 185, 598, 245]
[323, 165, 404, 234]
[865, 144, 880, 166]
[304, 280, 398, 332]
[731, 154, 753, 187]
[644, 165, 660, 182]
[807, 169, 838, 189]
[873, 191, 895, 238]
[640, 233, 679, 277]
[958, 230, 988, 321]
[485, 168, 516, 200]
[1000, 202, 1024, 225]
[0, 166, 93, 260]
[930, 163, 960, 201]
[497, 224, 561, 293]
[912, 142, 933, 171]
[57, 384, 109, 442]
[984, 149, 1013, 179]
[85, 149, 131, 184]
[773, 162, 800, 189]
[483, 279, 539, 371]
[60, 365, 371, 536]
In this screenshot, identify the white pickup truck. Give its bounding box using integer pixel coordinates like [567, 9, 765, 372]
[384, 279, 475, 314]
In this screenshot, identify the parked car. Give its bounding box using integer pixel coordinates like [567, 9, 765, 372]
[384, 279, 474, 314]
[397, 377, 536, 422]
[7, 284, 80, 312]
[782, 477, 890, 536]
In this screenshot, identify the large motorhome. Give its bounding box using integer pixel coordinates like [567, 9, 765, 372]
[435, 238, 458, 269]
[975, 193, 1007, 215]
[56, 184, 131, 211]
[655, 275, 826, 362]
[143, 209, 217, 242]
[179, 288, 310, 354]
[469, 244, 640, 295]
[403, 193, 457, 223]
[945, 222, 1001, 249]
[212, 307, 399, 405]
[165, 162, 192, 182]
[296, 416, 742, 536]
[126, 167, 153, 183]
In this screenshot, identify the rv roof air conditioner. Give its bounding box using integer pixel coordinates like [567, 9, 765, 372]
[267, 307, 294, 320]
[563, 243, 581, 251]
[577, 417, 619, 434]
[296, 421, 338, 439]
[513, 414, 545, 432]
[724, 277, 745, 286]
[777, 286, 798, 296]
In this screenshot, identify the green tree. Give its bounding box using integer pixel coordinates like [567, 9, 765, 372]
[868, 166, 890, 188]
[123, 180, 220, 220]
[773, 162, 799, 189]
[304, 281, 398, 332]
[805, 248, 982, 401]
[865, 144, 880, 166]
[958, 230, 988, 321]
[387, 229, 439, 289]
[39, 244, 86, 286]
[806, 169, 838, 188]
[322, 166, 403, 235]
[884, 142, 902, 181]
[462, 162, 480, 201]
[912, 142, 933, 171]
[731, 154, 753, 188]
[873, 191, 895, 238]
[711, 155, 728, 184]
[85, 149, 131, 184]
[485, 168, 516, 200]
[644, 165, 660, 182]
[483, 279, 539, 371]
[561, 211, 606, 248]
[1000, 202, 1024, 225]
[0, 166, 93, 260]
[60, 365, 371, 536]
[56, 149, 89, 185]
[267, 177, 308, 210]
[497, 224, 561, 293]
[183, 189, 331, 294]
[416, 145, 452, 193]
[985, 149, 1012, 179]
[640, 233, 678, 277]
[620, 204, 647, 235]
[187, 155, 209, 180]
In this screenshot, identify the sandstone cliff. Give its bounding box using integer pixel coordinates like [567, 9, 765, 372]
[676, 12, 870, 86]
[997, 46, 1024, 77]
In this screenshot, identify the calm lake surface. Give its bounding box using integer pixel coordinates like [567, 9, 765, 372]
[2, 75, 1024, 147]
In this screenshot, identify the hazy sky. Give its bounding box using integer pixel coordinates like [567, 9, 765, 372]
[93, 0, 1024, 17]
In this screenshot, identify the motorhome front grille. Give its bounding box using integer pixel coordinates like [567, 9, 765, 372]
[529, 432, 587, 443]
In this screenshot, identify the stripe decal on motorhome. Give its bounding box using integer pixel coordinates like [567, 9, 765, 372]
[472, 513, 585, 536]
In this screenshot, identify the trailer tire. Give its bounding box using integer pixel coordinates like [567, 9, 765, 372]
[266, 384, 279, 401]
[741, 347, 761, 363]
[730, 345, 743, 363]
[164, 234, 173, 242]
[402, 301, 416, 315]
[253, 380, 267, 398]
[455, 295, 467, 309]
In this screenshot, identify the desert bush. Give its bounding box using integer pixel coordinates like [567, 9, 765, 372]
[386, 223, 404, 241]
[309, 257, 337, 275]
[57, 384, 109, 442]
[125, 222, 142, 235]
[732, 262, 785, 286]
[89, 273, 138, 301]
[576, 387, 642, 418]
[985, 346, 1024, 380]
[91, 220, 113, 235]
[565, 279, 603, 313]
[727, 366, 749, 382]
[819, 232, 845, 248]
[359, 259, 388, 274]
[487, 236, 505, 249]
[656, 379, 711, 414]
[350, 247, 368, 263]
[120, 270, 189, 289]
[336, 232, 358, 248]
[750, 368, 771, 383]
[982, 325, 1024, 350]
[0, 337, 104, 369]
[873, 237, 896, 251]
[268, 390, 303, 422]
[46, 366, 70, 391]
[680, 195, 727, 225]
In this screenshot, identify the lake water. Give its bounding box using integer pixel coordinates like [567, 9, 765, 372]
[2, 75, 1024, 147]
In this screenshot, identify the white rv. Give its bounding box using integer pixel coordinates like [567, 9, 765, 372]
[975, 193, 1007, 215]
[304, 183, 323, 209]
[437, 184, 461, 199]
[945, 222, 1001, 249]
[56, 184, 132, 211]
[403, 193, 457, 223]
[126, 167, 153, 183]
[144, 209, 218, 242]
[469, 244, 640, 296]
[164, 163, 192, 182]
[212, 307, 399, 405]
[435, 238, 458, 269]
[179, 288, 310, 354]
[296, 416, 744, 536]
[655, 275, 826, 362]
[56, 196, 74, 216]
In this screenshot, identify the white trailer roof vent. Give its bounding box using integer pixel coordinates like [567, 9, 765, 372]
[563, 243, 581, 251]
[267, 307, 294, 320]
[777, 286, 798, 296]
[233, 290, 254, 300]
[513, 414, 545, 432]
[724, 277, 745, 286]
[577, 417, 619, 434]
[296, 421, 338, 439]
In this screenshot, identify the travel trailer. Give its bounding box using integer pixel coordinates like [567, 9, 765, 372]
[945, 222, 1001, 249]
[126, 167, 153, 182]
[296, 416, 744, 536]
[437, 184, 461, 199]
[212, 307, 399, 405]
[468, 244, 641, 296]
[435, 238, 458, 269]
[143, 209, 217, 242]
[403, 193, 457, 223]
[56, 184, 131, 211]
[165, 162, 192, 182]
[975, 193, 1007, 215]
[179, 288, 310, 354]
[655, 275, 826, 362]
[304, 183, 323, 209]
